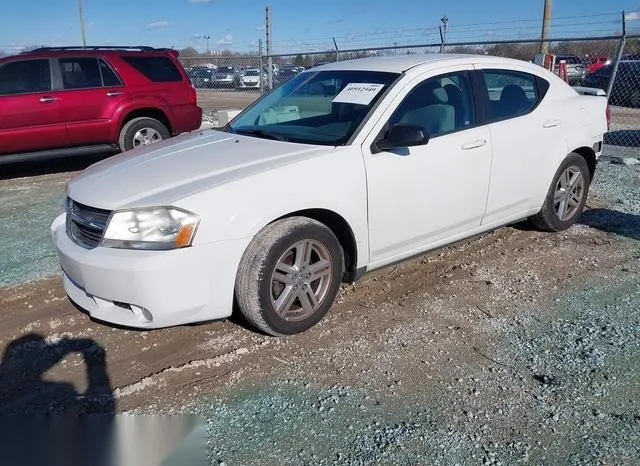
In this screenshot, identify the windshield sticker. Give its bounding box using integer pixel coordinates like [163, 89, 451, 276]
[332, 83, 385, 106]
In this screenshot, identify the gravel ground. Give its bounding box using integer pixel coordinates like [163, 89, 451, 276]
[0, 173, 66, 286]
[0, 147, 638, 465]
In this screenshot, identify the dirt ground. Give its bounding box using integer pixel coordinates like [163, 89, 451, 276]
[0, 150, 638, 463]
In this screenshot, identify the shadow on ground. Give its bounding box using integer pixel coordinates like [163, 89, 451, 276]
[0, 152, 115, 181]
[0, 333, 115, 466]
[579, 208, 640, 240]
[604, 130, 640, 148]
[0, 333, 115, 414]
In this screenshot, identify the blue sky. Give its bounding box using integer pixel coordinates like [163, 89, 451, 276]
[1, 0, 639, 55]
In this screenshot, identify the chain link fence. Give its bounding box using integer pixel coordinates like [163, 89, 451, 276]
[178, 55, 263, 124]
[184, 36, 639, 157]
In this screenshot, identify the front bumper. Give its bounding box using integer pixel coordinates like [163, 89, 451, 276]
[51, 214, 248, 329]
[238, 81, 260, 88]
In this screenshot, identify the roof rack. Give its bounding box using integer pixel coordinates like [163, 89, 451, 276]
[27, 46, 159, 53]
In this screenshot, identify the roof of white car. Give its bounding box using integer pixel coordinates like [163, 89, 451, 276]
[310, 54, 529, 73]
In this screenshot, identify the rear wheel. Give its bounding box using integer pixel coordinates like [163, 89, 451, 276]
[118, 117, 170, 152]
[530, 153, 591, 231]
[235, 217, 343, 336]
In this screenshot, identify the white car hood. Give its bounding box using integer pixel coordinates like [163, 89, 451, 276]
[67, 129, 328, 210]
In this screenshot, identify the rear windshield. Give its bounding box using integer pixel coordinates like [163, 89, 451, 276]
[121, 56, 182, 82]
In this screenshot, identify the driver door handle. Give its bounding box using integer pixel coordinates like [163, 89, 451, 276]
[39, 96, 60, 103]
[106, 91, 123, 97]
[462, 139, 487, 150]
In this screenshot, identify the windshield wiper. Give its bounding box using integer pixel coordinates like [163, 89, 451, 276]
[232, 128, 288, 142]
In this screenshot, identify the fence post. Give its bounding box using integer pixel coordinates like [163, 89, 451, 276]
[606, 34, 626, 103]
[266, 6, 273, 91]
[258, 39, 264, 95]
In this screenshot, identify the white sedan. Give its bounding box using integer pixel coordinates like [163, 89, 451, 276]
[51, 54, 608, 336]
[236, 68, 263, 89]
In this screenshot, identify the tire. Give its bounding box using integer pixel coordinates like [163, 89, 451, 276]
[530, 153, 591, 232]
[235, 217, 343, 336]
[118, 117, 170, 152]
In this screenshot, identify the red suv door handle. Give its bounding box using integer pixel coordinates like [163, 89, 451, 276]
[40, 96, 60, 103]
[106, 91, 123, 97]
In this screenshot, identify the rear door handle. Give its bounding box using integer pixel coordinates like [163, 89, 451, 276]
[39, 96, 60, 103]
[106, 91, 123, 97]
[461, 139, 487, 150]
[543, 119, 562, 128]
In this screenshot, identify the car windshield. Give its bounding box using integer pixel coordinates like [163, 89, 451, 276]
[227, 70, 399, 146]
[218, 67, 234, 73]
[189, 67, 211, 74]
[245, 70, 259, 76]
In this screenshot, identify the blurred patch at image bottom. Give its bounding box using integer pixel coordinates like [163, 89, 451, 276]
[0, 415, 207, 466]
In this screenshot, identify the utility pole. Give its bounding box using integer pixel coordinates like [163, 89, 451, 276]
[439, 15, 448, 53]
[204, 34, 211, 54]
[77, 0, 87, 47]
[266, 6, 273, 90]
[540, 0, 552, 54]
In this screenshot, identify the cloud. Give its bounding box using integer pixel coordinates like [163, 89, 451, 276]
[146, 21, 171, 30]
[256, 25, 266, 31]
[217, 34, 233, 45]
[625, 11, 640, 21]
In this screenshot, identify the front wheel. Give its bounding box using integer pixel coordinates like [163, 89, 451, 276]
[530, 153, 591, 232]
[235, 217, 343, 336]
[118, 117, 170, 152]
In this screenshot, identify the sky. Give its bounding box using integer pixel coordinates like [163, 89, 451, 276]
[1, 0, 639, 56]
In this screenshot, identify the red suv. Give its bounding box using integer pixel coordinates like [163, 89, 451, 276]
[0, 46, 202, 162]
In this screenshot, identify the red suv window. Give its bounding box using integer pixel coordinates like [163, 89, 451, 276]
[0, 59, 51, 95]
[121, 56, 182, 82]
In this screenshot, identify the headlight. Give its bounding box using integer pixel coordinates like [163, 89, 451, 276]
[102, 207, 199, 250]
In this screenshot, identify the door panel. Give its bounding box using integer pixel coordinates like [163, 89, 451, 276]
[473, 65, 565, 225]
[0, 58, 70, 154]
[57, 57, 126, 145]
[363, 67, 492, 264]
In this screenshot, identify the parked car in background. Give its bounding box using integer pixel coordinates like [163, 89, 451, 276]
[236, 68, 263, 90]
[554, 54, 587, 84]
[0, 45, 202, 163]
[187, 66, 215, 88]
[213, 65, 239, 88]
[585, 56, 610, 73]
[582, 60, 640, 107]
[273, 66, 300, 86]
[52, 54, 607, 336]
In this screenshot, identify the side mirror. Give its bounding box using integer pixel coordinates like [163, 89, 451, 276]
[375, 124, 429, 152]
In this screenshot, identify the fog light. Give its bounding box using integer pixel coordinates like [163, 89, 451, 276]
[130, 305, 153, 323]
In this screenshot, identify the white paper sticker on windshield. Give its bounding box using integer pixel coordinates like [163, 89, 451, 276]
[332, 83, 385, 106]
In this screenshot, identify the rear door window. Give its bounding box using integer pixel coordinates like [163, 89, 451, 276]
[99, 59, 123, 86]
[121, 56, 182, 82]
[0, 59, 51, 95]
[482, 70, 541, 122]
[58, 57, 123, 89]
[59, 57, 102, 89]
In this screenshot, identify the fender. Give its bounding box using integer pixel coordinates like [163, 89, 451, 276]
[109, 96, 172, 141]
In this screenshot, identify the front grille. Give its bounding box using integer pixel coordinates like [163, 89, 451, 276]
[66, 198, 112, 249]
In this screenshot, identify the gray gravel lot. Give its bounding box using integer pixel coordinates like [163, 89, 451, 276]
[0, 137, 637, 465]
